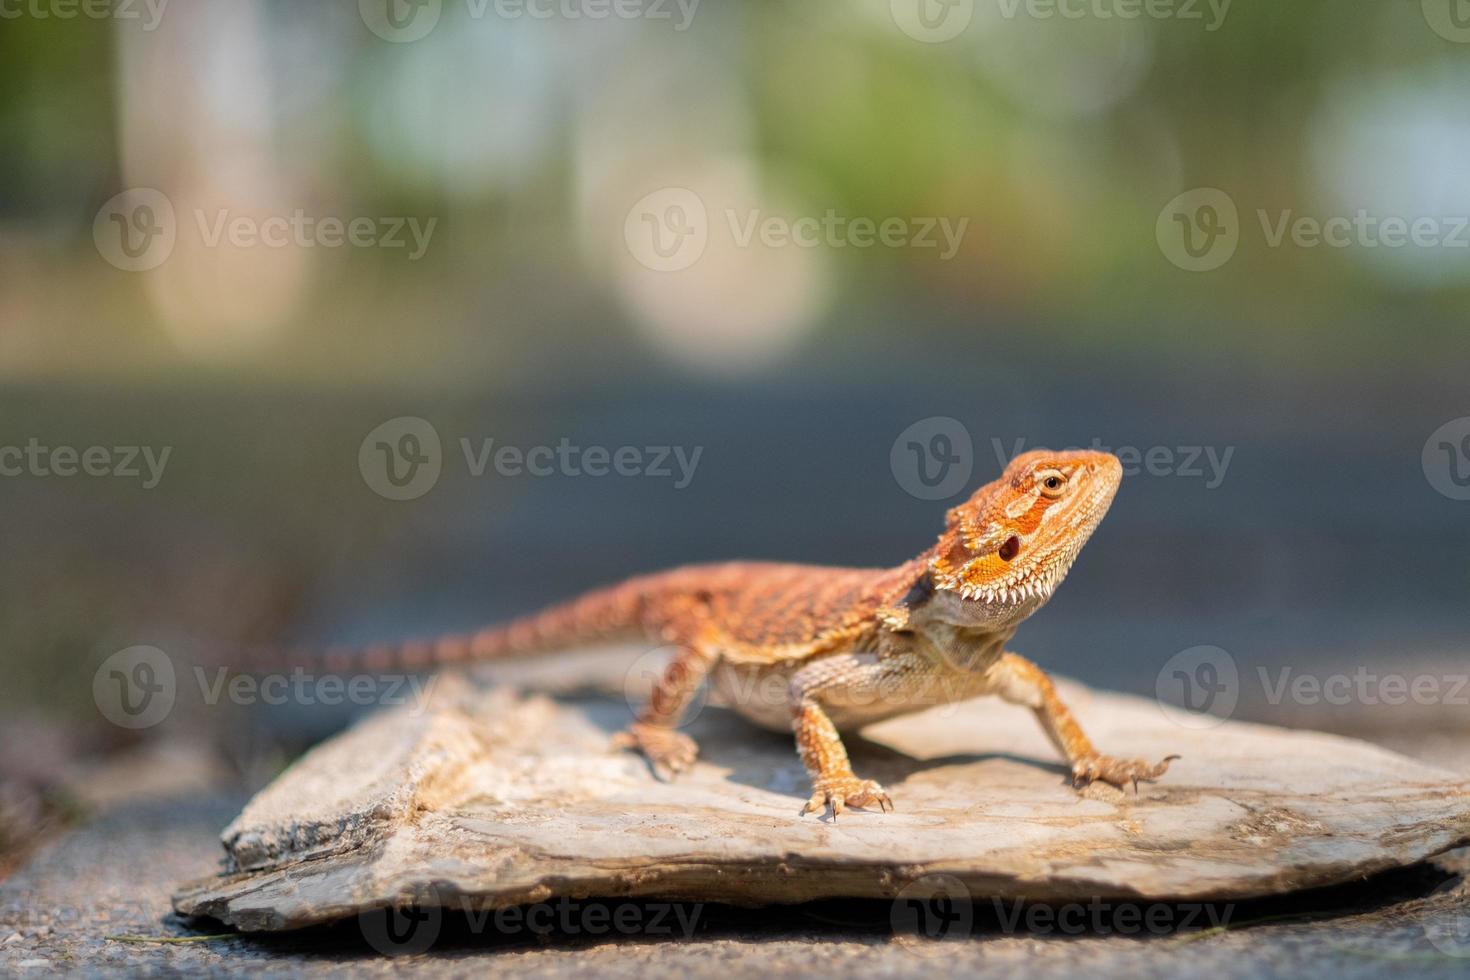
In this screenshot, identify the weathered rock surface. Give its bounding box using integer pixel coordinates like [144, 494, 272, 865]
[174, 673, 1470, 931]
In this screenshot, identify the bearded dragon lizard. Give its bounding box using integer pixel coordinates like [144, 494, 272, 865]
[324, 449, 1176, 817]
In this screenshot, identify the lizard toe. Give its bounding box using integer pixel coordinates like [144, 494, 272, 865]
[614, 723, 700, 782]
[1072, 753, 1179, 791]
[802, 776, 893, 818]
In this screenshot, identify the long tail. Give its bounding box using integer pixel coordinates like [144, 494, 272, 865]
[256, 572, 668, 677]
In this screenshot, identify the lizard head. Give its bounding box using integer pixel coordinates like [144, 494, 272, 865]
[924, 449, 1123, 628]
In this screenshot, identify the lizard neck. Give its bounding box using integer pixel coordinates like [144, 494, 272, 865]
[911, 620, 1013, 672]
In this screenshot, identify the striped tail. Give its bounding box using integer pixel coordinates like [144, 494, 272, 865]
[262, 574, 662, 677]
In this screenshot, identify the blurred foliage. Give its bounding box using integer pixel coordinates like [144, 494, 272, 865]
[0, 0, 1465, 385]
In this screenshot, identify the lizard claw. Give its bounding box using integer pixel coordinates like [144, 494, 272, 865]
[1072, 753, 1179, 793]
[800, 776, 893, 819]
[612, 723, 700, 781]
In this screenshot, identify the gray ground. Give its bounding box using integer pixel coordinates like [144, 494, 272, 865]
[6, 720, 1470, 977]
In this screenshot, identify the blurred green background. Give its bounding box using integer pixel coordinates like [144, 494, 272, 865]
[2, 0, 1468, 852]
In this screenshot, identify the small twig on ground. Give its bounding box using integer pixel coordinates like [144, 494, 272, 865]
[105, 933, 236, 944]
[1171, 911, 1326, 943]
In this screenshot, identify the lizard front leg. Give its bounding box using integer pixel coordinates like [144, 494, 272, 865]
[990, 651, 1178, 791]
[790, 657, 894, 818]
[612, 644, 715, 780]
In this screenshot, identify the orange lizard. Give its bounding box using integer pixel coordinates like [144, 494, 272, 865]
[323, 448, 1176, 817]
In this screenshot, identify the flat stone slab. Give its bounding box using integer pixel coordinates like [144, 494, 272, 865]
[174, 673, 1470, 931]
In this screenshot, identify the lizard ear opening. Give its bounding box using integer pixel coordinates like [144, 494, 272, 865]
[998, 536, 1021, 562]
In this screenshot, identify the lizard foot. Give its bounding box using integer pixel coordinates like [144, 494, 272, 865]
[800, 776, 893, 818]
[1071, 753, 1180, 793]
[612, 722, 699, 781]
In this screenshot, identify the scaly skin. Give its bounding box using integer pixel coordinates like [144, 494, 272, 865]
[330, 449, 1177, 817]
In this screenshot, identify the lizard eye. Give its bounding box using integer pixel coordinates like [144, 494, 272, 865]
[1037, 469, 1067, 498]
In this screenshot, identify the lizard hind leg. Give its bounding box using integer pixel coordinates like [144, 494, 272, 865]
[612, 643, 715, 781]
